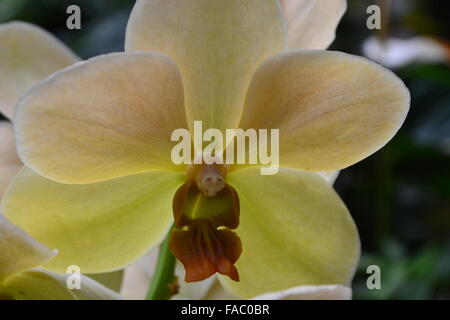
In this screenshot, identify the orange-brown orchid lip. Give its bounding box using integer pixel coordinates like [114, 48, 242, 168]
[170, 164, 241, 282]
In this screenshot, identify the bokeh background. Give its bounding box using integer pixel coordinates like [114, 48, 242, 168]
[1, 0, 449, 299]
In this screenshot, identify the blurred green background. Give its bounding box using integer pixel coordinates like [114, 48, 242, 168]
[1, 0, 449, 299]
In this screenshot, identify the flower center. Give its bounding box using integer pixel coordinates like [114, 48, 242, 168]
[169, 162, 242, 282]
[186, 157, 227, 197]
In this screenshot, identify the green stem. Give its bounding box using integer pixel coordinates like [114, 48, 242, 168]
[146, 226, 177, 300]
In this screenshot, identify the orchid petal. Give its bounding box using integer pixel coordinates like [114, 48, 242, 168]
[2, 168, 184, 273]
[238, 50, 410, 172]
[88, 270, 124, 292]
[0, 215, 54, 284]
[221, 167, 360, 298]
[253, 284, 351, 300]
[125, 0, 286, 134]
[0, 122, 21, 198]
[1, 269, 121, 300]
[280, 0, 347, 49]
[0, 21, 78, 119]
[14, 52, 187, 184]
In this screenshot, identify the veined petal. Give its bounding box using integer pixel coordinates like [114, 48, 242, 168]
[15, 52, 187, 184]
[0, 21, 78, 119]
[280, 0, 347, 49]
[238, 50, 410, 172]
[221, 168, 360, 299]
[0, 122, 22, 198]
[0, 215, 54, 284]
[2, 168, 184, 273]
[252, 284, 352, 300]
[125, 0, 286, 134]
[1, 269, 121, 300]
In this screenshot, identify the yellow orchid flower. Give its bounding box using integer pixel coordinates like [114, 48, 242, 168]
[2, 0, 409, 299]
[0, 214, 121, 300]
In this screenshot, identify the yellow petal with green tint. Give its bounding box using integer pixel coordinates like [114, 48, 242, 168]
[0, 122, 22, 198]
[280, 0, 347, 49]
[1, 269, 121, 300]
[15, 52, 187, 184]
[1, 270, 75, 300]
[0, 215, 54, 284]
[0, 21, 78, 119]
[238, 50, 410, 172]
[2, 168, 184, 273]
[125, 0, 286, 134]
[221, 167, 360, 299]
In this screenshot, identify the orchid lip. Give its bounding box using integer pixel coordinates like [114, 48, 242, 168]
[171, 163, 241, 282]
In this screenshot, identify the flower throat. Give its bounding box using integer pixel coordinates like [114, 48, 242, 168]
[169, 162, 242, 282]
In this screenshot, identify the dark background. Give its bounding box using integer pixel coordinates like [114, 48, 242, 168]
[1, 0, 449, 299]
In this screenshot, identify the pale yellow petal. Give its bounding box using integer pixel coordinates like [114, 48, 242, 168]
[280, 0, 347, 49]
[125, 0, 286, 134]
[0, 122, 22, 198]
[238, 50, 410, 172]
[1, 269, 121, 300]
[15, 52, 187, 184]
[221, 168, 360, 299]
[0, 215, 54, 283]
[2, 168, 184, 273]
[0, 21, 78, 119]
[252, 284, 352, 300]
